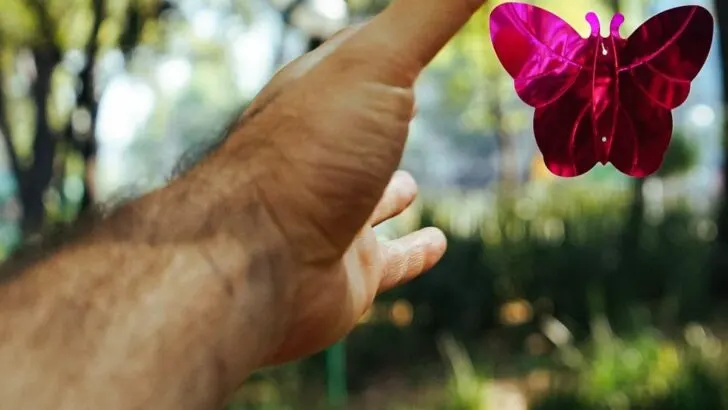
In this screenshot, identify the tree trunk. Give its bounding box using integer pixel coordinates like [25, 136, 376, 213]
[0, 0, 63, 237]
[65, 0, 104, 212]
[710, 0, 728, 296]
[20, 47, 61, 235]
[0, 63, 9, 144]
[493, 98, 518, 196]
[3, 46, 62, 237]
[2, 0, 175, 238]
[604, 0, 643, 328]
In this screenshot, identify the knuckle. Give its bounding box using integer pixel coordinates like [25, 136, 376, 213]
[392, 87, 416, 114]
[408, 244, 425, 275]
[386, 243, 407, 271]
[376, 85, 415, 121]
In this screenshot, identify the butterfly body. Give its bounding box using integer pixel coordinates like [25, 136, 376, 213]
[490, 3, 714, 177]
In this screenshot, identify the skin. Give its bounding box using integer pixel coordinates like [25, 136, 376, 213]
[0, 0, 486, 408]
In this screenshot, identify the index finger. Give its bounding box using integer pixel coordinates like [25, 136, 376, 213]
[352, 0, 487, 81]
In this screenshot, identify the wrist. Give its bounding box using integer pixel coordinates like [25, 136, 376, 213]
[176, 238, 285, 395]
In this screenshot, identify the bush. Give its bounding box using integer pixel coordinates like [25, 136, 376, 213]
[383, 184, 713, 345]
[531, 392, 598, 410]
[533, 326, 728, 410]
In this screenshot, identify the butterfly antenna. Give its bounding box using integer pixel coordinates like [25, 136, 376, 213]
[610, 13, 625, 38]
[585, 12, 600, 37]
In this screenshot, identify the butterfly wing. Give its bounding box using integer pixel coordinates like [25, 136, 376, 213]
[533, 68, 601, 177]
[611, 6, 714, 176]
[619, 6, 713, 109]
[490, 2, 589, 108]
[491, 2, 602, 177]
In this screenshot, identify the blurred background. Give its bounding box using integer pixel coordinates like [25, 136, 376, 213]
[1, 0, 728, 408]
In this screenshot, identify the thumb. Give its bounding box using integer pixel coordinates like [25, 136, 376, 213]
[343, 0, 488, 85]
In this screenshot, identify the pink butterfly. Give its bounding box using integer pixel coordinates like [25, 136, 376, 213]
[489, 3, 714, 177]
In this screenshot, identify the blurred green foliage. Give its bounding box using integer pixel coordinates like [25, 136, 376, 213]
[656, 131, 699, 179]
[437, 334, 490, 410]
[380, 183, 713, 341]
[228, 182, 723, 409]
[531, 326, 728, 410]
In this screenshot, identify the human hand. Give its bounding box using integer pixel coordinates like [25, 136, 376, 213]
[212, 0, 486, 367]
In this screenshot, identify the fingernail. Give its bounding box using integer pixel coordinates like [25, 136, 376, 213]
[393, 170, 414, 184]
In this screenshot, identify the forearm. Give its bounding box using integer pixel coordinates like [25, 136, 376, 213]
[0, 150, 285, 409]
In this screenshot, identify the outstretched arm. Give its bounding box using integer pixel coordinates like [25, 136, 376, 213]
[0, 143, 283, 409]
[0, 0, 486, 407]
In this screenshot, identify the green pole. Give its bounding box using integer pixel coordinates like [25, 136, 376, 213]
[325, 340, 347, 409]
